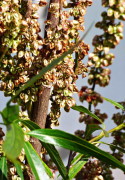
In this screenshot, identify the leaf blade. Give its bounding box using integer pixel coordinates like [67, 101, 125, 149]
[103, 97, 125, 110]
[43, 143, 68, 179]
[72, 105, 103, 124]
[3, 123, 24, 161]
[97, 141, 125, 154]
[69, 161, 86, 179]
[14, 161, 24, 180]
[19, 120, 68, 179]
[0, 105, 19, 124]
[0, 156, 7, 180]
[27, 129, 125, 172]
[24, 142, 50, 180]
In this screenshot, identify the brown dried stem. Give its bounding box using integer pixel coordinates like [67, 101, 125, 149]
[25, 0, 32, 18]
[30, 0, 60, 154]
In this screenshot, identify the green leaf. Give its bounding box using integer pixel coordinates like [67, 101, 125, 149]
[0, 156, 7, 180]
[7, 23, 94, 105]
[71, 154, 83, 165]
[18, 119, 40, 130]
[85, 124, 102, 139]
[97, 141, 125, 153]
[24, 142, 50, 180]
[19, 120, 68, 179]
[27, 129, 125, 172]
[0, 105, 19, 124]
[103, 97, 125, 110]
[43, 143, 68, 179]
[3, 123, 24, 161]
[41, 159, 53, 178]
[14, 161, 24, 180]
[71, 154, 89, 166]
[72, 105, 103, 124]
[69, 161, 86, 179]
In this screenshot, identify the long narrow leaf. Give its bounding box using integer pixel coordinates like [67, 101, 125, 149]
[103, 97, 125, 110]
[0, 156, 7, 180]
[27, 129, 125, 172]
[18, 120, 68, 179]
[24, 142, 50, 180]
[14, 162, 24, 180]
[3, 123, 24, 161]
[96, 141, 125, 153]
[43, 143, 68, 179]
[69, 161, 86, 179]
[18, 119, 39, 130]
[41, 160, 53, 178]
[72, 105, 103, 124]
[71, 154, 83, 165]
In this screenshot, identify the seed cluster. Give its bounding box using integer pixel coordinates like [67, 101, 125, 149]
[45, 0, 92, 125]
[110, 101, 125, 165]
[76, 160, 104, 180]
[0, 0, 92, 126]
[88, 0, 125, 87]
[77, 0, 125, 179]
[0, 0, 44, 106]
[79, 86, 103, 106]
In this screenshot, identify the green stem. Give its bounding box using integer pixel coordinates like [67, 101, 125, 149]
[89, 123, 125, 143]
[72, 123, 125, 165]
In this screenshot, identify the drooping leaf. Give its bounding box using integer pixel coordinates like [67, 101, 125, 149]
[72, 105, 103, 124]
[27, 129, 125, 172]
[0, 105, 19, 124]
[7, 23, 94, 105]
[97, 141, 125, 153]
[41, 159, 53, 178]
[0, 156, 7, 180]
[69, 161, 86, 179]
[24, 142, 50, 180]
[3, 123, 24, 161]
[19, 120, 68, 179]
[103, 97, 125, 110]
[43, 143, 68, 179]
[14, 161, 24, 180]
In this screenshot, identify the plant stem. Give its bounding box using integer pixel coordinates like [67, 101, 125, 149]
[66, 151, 76, 172]
[30, 0, 60, 154]
[25, 0, 32, 18]
[89, 123, 125, 143]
